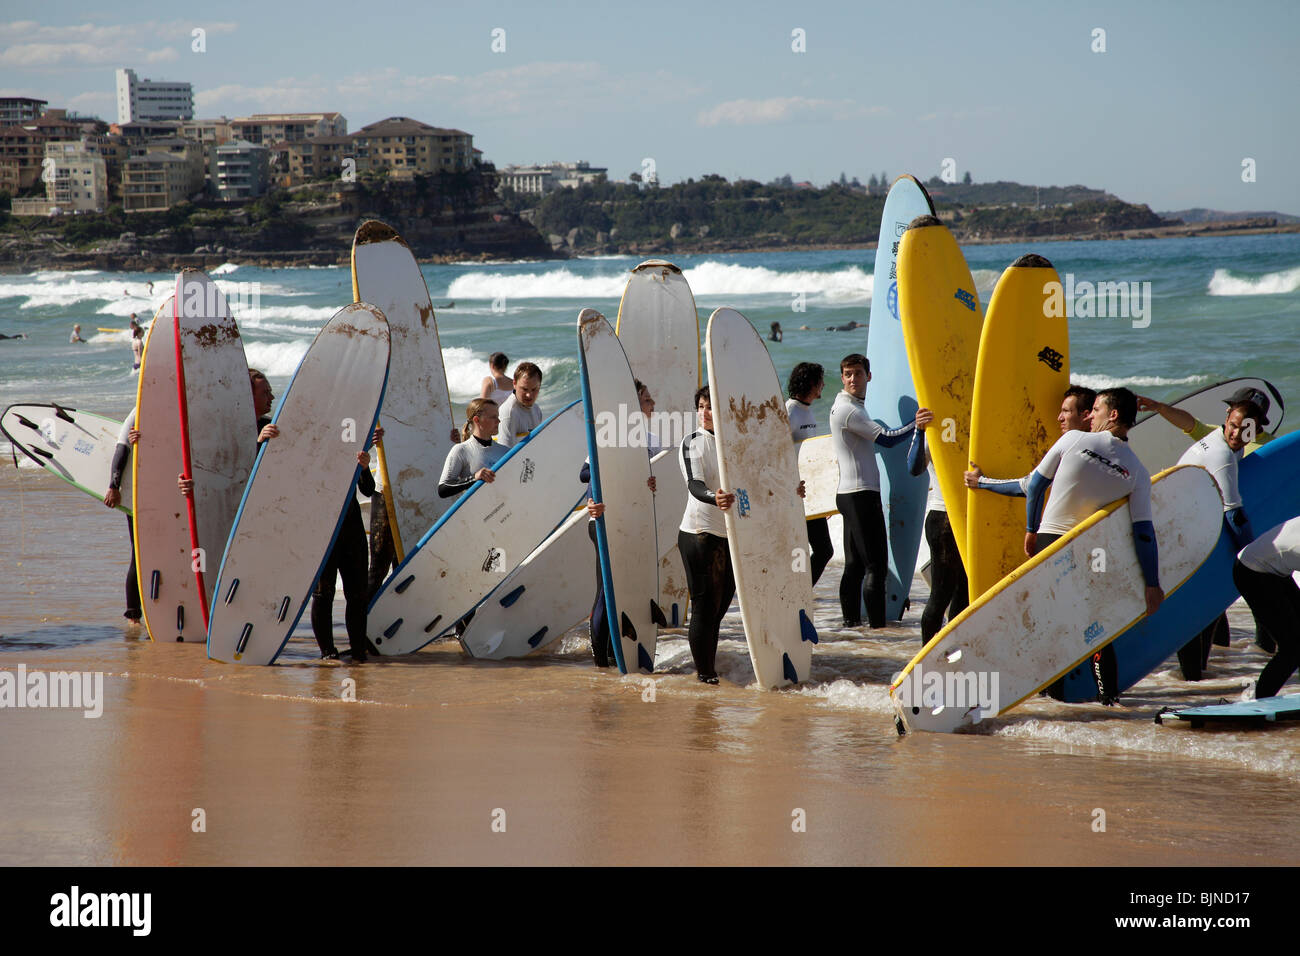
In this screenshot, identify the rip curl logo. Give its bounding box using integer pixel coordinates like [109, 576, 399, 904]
[1080, 447, 1130, 479]
[518, 458, 535, 483]
[735, 488, 751, 517]
[482, 548, 504, 572]
[954, 288, 977, 312]
[1037, 345, 1064, 372]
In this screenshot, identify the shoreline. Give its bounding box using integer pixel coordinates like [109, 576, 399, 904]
[4, 221, 1297, 275]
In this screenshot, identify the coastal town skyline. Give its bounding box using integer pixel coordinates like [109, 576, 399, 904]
[1, 0, 1297, 215]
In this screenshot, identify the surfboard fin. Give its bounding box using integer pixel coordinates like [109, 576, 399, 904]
[393, 574, 415, 594]
[422, 615, 443, 634]
[235, 623, 253, 654]
[527, 627, 548, 648]
[637, 643, 654, 673]
[16, 414, 38, 430]
[150, 570, 161, 600]
[52, 404, 74, 423]
[620, 612, 637, 643]
[649, 600, 667, 627]
[176, 604, 184, 635]
[500, 585, 526, 608]
[799, 609, 819, 644]
[782, 652, 799, 685]
[29, 445, 53, 459]
[383, 618, 403, 638]
[276, 596, 290, 623]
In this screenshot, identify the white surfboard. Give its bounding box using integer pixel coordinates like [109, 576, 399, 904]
[207, 303, 391, 665]
[706, 307, 818, 688]
[650, 447, 689, 628]
[351, 220, 456, 559]
[797, 434, 838, 519]
[133, 296, 201, 642]
[458, 508, 595, 659]
[616, 259, 700, 448]
[890, 465, 1223, 733]
[368, 401, 589, 657]
[2, 404, 131, 513]
[174, 270, 257, 620]
[1128, 377, 1283, 473]
[579, 308, 661, 674]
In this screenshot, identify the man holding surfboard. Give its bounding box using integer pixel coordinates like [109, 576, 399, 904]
[497, 362, 544, 448]
[828, 353, 924, 629]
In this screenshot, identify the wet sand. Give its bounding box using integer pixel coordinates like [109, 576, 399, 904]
[2, 467, 1298, 866]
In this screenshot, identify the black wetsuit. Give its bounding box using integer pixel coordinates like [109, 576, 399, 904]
[677, 428, 735, 681]
[108, 415, 142, 620]
[1233, 558, 1300, 699]
[578, 460, 614, 667]
[366, 491, 396, 601]
[310, 452, 375, 660]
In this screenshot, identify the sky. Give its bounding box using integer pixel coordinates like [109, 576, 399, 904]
[1, 0, 1297, 214]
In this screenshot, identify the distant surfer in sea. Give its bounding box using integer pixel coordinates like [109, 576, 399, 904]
[0, 332, 26, 339]
[786, 362, 833, 585]
[1232, 517, 1300, 699]
[769, 322, 783, 342]
[130, 325, 144, 370]
[69, 324, 85, 344]
[829, 353, 921, 629]
[497, 361, 544, 448]
[825, 320, 863, 332]
[103, 411, 142, 623]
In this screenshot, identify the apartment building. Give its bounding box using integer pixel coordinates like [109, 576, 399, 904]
[231, 113, 347, 145]
[116, 68, 194, 124]
[350, 117, 473, 176]
[215, 140, 271, 200]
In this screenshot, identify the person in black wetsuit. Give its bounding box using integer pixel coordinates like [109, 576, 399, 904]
[906, 408, 968, 644]
[786, 362, 833, 586]
[104, 410, 142, 622]
[829, 353, 924, 628]
[677, 386, 737, 683]
[675, 385, 806, 682]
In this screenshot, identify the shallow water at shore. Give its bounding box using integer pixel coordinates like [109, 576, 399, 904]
[2, 469, 1296, 866]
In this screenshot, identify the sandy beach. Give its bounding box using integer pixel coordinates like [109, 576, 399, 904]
[3, 466, 1297, 867]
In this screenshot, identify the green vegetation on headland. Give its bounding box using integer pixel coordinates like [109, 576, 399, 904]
[510, 175, 1297, 255]
[1, 170, 1295, 272]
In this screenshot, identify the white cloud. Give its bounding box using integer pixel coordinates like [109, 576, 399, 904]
[696, 96, 884, 127]
[0, 19, 236, 69]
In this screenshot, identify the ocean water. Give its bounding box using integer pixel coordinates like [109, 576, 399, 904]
[2, 232, 1299, 848]
[3, 232, 1299, 429]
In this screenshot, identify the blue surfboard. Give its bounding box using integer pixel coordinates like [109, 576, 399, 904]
[1155, 693, 1300, 726]
[866, 176, 936, 620]
[1060, 427, 1300, 701]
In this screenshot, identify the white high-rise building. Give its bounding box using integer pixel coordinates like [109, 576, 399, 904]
[116, 68, 194, 125]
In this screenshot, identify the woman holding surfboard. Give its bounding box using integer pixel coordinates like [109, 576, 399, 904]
[677, 386, 736, 684]
[786, 362, 834, 586]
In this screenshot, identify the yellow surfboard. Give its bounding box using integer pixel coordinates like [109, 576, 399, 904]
[966, 254, 1070, 599]
[897, 216, 983, 567]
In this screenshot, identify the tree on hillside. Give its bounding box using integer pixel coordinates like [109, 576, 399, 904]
[629, 171, 642, 183]
[963, 170, 972, 184]
[867, 173, 879, 193]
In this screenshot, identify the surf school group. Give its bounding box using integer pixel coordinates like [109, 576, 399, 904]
[4, 175, 1297, 735]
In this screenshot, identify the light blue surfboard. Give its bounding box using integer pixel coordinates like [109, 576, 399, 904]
[1060, 426, 1300, 701]
[866, 175, 936, 620]
[1156, 693, 1300, 726]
